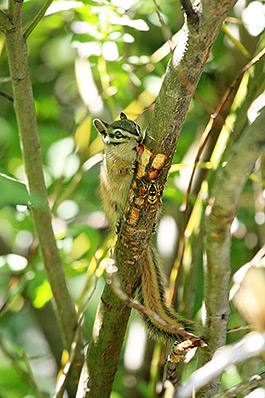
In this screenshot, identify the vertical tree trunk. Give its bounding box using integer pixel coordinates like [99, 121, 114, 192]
[3, 0, 82, 384]
[85, 1, 237, 396]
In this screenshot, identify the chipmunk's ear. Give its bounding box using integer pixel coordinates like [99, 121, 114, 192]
[93, 119, 108, 134]
[93, 119, 110, 144]
[120, 112, 127, 120]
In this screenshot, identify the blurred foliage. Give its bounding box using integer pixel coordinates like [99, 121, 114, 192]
[0, 0, 265, 397]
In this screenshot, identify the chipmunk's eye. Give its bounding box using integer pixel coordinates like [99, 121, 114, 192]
[115, 130, 124, 139]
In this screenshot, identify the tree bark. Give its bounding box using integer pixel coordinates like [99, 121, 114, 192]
[198, 107, 265, 397]
[2, 0, 82, 384]
[85, 1, 237, 397]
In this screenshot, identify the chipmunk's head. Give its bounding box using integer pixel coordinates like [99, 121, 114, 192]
[93, 113, 145, 150]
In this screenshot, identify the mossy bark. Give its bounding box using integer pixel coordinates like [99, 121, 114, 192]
[85, 1, 238, 397]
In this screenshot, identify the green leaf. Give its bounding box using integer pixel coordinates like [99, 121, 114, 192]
[0, 173, 29, 207]
[0, 173, 45, 208]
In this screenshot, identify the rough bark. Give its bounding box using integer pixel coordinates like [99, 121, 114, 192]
[85, 1, 238, 397]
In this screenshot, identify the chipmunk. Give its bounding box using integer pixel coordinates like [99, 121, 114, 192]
[93, 112, 193, 340]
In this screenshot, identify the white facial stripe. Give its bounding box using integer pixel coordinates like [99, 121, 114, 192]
[107, 128, 142, 143]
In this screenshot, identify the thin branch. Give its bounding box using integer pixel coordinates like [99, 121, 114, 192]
[222, 23, 251, 59]
[0, 89, 13, 102]
[172, 48, 265, 300]
[0, 77, 11, 83]
[168, 10, 265, 306]
[23, 0, 53, 40]
[0, 171, 27, 186]
[179, 0, 199, 23]
[21, 351, 44, 398]
[53, 266, 100, 397]
[185, 46, 265, 206]
[107, 259, 201, 340]
[153, 0, 173, 45]
[52, 313, 84, 398]
[0, 338, 44, 395]
[227, 325, 253, 333]
[176, 331, 265, 398]
[168, 338, 207, 388]
[213, 372, 265, 398]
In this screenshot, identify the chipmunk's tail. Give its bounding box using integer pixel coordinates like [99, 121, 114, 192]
[138, 246, 194, 341]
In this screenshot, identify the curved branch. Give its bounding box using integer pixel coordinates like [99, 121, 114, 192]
[176, 331, 265, 398]
[85, 1, 238, 397]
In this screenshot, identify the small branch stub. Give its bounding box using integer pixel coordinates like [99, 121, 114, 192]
[168, 338, 207, 388]
[180, 0, 199, 24]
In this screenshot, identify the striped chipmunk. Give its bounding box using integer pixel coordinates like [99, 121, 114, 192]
[93, 112, 193, 341]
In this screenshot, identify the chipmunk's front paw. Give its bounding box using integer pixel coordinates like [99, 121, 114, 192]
[115, 219, 122, 234]
[131, 160, 139, 174]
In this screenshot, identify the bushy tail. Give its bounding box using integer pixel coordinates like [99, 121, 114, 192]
[138, 246, 194, 341]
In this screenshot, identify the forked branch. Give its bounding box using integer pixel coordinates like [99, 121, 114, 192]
[85, 1, 238, 397]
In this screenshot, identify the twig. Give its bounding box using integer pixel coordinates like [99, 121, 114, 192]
[227, 325, 253, 333]
[0, 338, 44, 396]
[21, 351, 44, 398]
[0, 77, 11, 83]
[170, 47, 265, 302]
[0, 89, 13, 102]
[168, 338, 207, 388]
[212, 372, 265, 398]
[183, 46, 265, 212]
[52, 273, 100, 397]
[179, 0, 199, 23]
[52, 311, 84, 398]
[176, 66, 217, 117]
[0, 171, 27, 186]
[176, 331, 265, 398]
[23, 0, 54, 40]
[106, 259, 200, 340]
[52, 271, 99, 398]
[153, 0, 173, 48]
[77, 273, 99, 317]
[222, 23, 251, 59]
